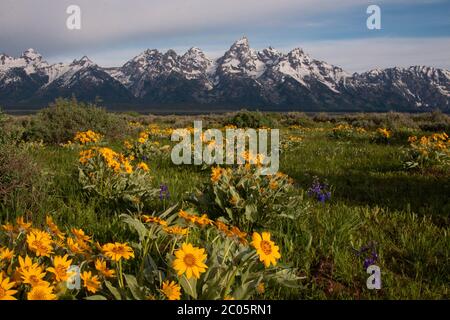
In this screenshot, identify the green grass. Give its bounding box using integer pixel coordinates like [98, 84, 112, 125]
[1, 117, 449, 300]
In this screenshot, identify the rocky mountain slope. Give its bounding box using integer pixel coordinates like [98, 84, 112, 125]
[1, 38, 449, 111]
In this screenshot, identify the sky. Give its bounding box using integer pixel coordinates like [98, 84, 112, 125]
[0, 0, 449, 72]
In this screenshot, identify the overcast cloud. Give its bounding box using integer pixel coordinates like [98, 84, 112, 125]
[0, 0, 449, 72]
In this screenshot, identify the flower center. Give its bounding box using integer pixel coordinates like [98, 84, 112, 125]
[56, 265, 66, 276]
[29, 275, 40, 285]
[112, 247, 125, 255]
[0, 287, 5, 297]
[32, 289, 46, 300]
[165, 287, 174, 296]
[33, 240, 49, 254]
[183, 254, 196, 267]
[260, 241, 272, 255]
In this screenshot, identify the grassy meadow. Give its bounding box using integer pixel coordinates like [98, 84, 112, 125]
[0, 100, 449, 300]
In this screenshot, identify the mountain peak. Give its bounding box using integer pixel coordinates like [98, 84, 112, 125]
[289, 48, 307, 56]
[72, 56, 94, 67]
[230, 37, 250, 51]
[185, 47, 204, 55]
[234, 36, 249, 46]
[21, 48, 43, 61]
[180, 47, 212, 73]
[164, 49, 178, 58]
[287, 48, 313, 65]
[182, 47, 208, 60]
[133, 49, 161, 63]
[143, 49, 160, 55]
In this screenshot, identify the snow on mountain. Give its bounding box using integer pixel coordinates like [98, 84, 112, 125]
[0, 39, 448, 111]
[180, 47, 214, 80]
[43, 63, 71, 84]
[0, 49, 49, 75]
[270, 48, 350, 93]
[216, 37, 268, 78]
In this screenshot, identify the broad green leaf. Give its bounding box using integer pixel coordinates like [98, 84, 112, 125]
[124, 274, 145, 300]
[179, 275, 197, 299]
[105, 280, 122, 300]
[85, 295, 107, 300]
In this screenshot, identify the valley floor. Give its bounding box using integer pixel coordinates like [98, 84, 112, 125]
[0, 107, 448, 300]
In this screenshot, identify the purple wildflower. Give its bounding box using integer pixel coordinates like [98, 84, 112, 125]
[307, 177, 331, 203]
[159, 184, 170, 201]
[354, 242, 379, 270]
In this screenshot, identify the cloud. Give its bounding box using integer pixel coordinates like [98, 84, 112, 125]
[1, 0, 428, 54]
[0, 0, 448, 72]
[295, 37, 450, 72]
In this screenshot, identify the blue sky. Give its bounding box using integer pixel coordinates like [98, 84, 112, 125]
[0, 0, 449, 72]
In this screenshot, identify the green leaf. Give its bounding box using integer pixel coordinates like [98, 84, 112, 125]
[85, 295, 107, 300]
[120, 214, 148, 242]
[244, 204, 257, 222]
[159, 203, 179, 219]
[105, 280, 122, 300]
[179, 275, 197, 299]
[124, 274, 145, 300]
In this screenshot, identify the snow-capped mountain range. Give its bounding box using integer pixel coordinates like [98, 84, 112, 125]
[1, 38, 449, 111]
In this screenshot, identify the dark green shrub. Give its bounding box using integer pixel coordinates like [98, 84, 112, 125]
[312, 112, 334, 123]
[383, 112, 419, 131]
[0, 108, 6, 144]
[0, 144, 44, 211]
[282, 112, 315, 127]
[416, 111, 450, 132]
[226, 110, 277, 128]
[24, 98, 129, 144]
[0, 108, 25, 145]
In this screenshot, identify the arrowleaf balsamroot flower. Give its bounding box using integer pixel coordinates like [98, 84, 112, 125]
[142, 215, 168, 226]
[251, 232, 281, 268]
[95, 259, 115, 278]
[16, 217, 32, 231]
[26, 230, 53, 257]
[47, 255, 73, 282]
[71, 228, 91, 242]
[0, 273, 17, 300]
[0, 247, 14, 261]
[377, 128, 392, 139]
[16, 255, 40, 276]
[211, 167, 224, 183]
[66, 238, 86, 255]
[102, 242, 135, 262]
[74, 130, 101, 145]
[164, 226, 189, 236]
[21, 267, 48, 287]
[27, 284, 57, 300]
[161, 280, 181, 300]
[172, 243, 208, 279]
[80, 271, 101, 294]
[137, 162, 150, 172]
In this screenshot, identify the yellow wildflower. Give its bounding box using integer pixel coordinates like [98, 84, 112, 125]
[172, 243, 208, 280]
[251, 232, 281, 268]
[161, 280, 181, 300]
[102, 242, 135, 262]
[80, 271, 101, 294]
